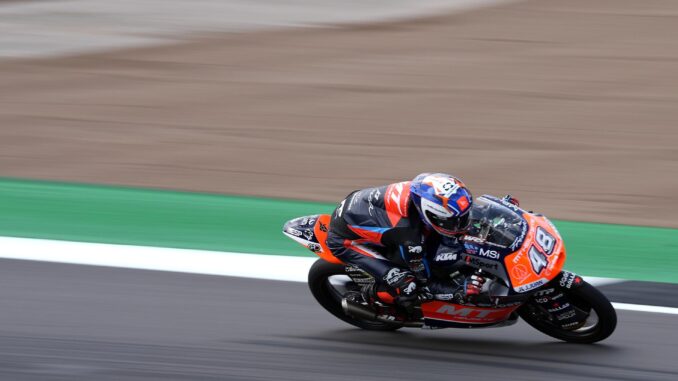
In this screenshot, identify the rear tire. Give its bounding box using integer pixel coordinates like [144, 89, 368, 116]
[518, 281, 617, 344]
[308, 259, 403, 331]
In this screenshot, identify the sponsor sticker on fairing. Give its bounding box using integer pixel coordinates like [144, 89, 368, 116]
[559, 271, 582, 289]
[478, 248, 500, 259]
[514, 278, 548, 293]
[435, 252, 457, 261]
[286, 227, 303, 237]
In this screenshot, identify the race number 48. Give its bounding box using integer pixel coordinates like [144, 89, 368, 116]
[528, 246, 549, 274]
[528, 227, 557, 274]
[535, 227, 556, 255]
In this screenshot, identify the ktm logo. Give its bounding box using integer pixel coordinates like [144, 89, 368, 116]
[435, 253, 457, 261]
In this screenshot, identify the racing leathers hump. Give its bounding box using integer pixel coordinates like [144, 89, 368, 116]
[326, 182, 428, 284]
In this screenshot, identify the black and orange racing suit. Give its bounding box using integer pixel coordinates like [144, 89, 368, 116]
[326, 181, 437, 303]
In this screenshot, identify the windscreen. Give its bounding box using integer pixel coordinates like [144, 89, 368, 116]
[467, 196, 526, 248]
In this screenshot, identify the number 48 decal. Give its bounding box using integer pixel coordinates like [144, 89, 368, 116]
[529, 227, 557, 274]
[535, 226, 556, 255]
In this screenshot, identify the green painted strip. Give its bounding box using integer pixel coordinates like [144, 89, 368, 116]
[1, 178, 677, 283]
[0, 178, 331, 257]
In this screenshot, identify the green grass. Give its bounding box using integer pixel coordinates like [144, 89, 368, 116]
[1, 178, 676, 283]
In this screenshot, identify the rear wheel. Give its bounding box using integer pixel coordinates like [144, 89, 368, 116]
[307, 259, 403, 331]
[518, 281, 617, 343]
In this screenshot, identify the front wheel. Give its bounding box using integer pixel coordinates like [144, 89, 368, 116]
[307, 259, 403, 331]
[518, 280, 617, 344]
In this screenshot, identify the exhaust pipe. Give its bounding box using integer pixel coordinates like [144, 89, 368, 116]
[341, 298, 423, 327]
[342, 298, 378, 320]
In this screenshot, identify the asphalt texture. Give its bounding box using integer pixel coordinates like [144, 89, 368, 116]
[1, 259, 677, 381]
[597, 281, 678, 308]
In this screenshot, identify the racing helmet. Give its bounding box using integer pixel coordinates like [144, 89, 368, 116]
[410, 173, 473, 237]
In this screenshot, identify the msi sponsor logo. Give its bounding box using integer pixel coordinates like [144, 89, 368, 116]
[385, 268, 408, 286]
[435, 252, 457, 262]
[408, 245, 423, 254]
[478, 248, 500, 259]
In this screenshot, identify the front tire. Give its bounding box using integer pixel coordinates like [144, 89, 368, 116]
[518, 280, 617, 344]
[307, 259, 403, 331]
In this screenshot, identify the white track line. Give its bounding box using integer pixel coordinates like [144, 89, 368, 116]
[0, 236, 675, 315]
[611, 303, 678, 315]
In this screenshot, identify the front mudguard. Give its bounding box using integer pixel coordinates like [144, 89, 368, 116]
[552, 270, 586, 290]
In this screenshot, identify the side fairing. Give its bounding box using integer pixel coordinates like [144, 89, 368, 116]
[504, 214, 566, 293]
[456, 196, 566, 294]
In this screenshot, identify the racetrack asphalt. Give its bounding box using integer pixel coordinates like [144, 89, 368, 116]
[1, 258, 676, 381]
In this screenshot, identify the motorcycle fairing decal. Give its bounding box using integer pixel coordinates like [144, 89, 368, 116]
[421, 301, 518, 324]
[384, 181, 411, 226]
[347, 225, 389, 243]
[504, 213, 565, 292]
[423, 318, 503, 329]
[313, 214, 343, 264]
[283, 214, 343, 264]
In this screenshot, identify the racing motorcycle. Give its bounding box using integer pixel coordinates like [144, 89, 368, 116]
[283, 195, 617, 344]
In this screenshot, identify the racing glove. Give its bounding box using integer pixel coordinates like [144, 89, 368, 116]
[465, 273, 486, 296]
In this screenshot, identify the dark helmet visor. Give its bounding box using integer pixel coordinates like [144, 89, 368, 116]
[425, 211, 471, 234]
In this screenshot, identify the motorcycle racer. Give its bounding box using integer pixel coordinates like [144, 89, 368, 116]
[326, 173, 476, 310]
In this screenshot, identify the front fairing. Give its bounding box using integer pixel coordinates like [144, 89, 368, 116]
[437, 196, 566, 295]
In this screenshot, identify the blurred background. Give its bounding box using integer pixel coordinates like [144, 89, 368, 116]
[1, 0, 677, 227]
[0, 0, 677, 380]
